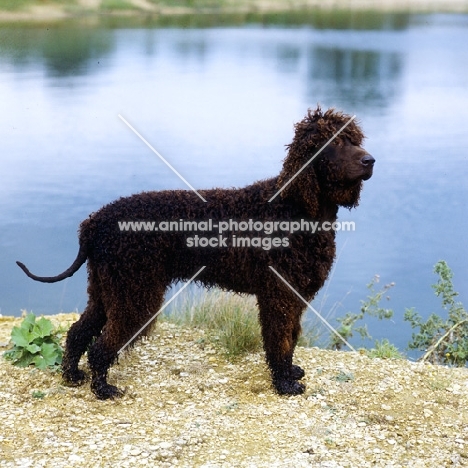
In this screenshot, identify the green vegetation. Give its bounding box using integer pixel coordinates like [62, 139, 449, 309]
[329, 275, 394, 350]
[367, 338, 403, 359]
[163, 289, 263, 356]
[328, 260, 466, 364]
[100, 0, 138, 10]
[0, 0, 33, 11]
[0, 0, 415, 32]
[5, 261, 466, 373]
[149, 0, 229, 6]
[333, 370, 354, 382]
[161, 260, 466, 367]
[296, 326, 321, 348]
[163, 288, 322, 356]
[404, 260, 468, 366]
[3, 313, 65, 370]
[0, 0, 74, 12]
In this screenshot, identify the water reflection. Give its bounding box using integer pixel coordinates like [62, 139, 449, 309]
[0, 28, 114, 77]
[275, 44, 301, 73]
[308, 48, 402, 109]
[0, 9, 413, 78]
[43, 29, 114, 77]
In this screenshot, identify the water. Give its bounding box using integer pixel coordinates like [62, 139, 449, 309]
[1, 13, 467, 353]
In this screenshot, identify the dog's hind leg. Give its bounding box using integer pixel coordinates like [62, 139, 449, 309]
[62, 271, 106, 386]
[290, 314, 305, 381]
[87, 282, 167, 400]
[257, 292, 306, 395]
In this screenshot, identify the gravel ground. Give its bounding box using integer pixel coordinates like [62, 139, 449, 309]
[1, 314, 468, 467]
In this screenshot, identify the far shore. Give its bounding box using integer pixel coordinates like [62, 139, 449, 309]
[0, 0, 467, 24]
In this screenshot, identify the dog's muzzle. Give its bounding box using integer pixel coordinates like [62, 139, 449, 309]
[361, 154, 375, 180]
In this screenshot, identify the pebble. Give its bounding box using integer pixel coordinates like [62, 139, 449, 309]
[1, 318, 468, 467]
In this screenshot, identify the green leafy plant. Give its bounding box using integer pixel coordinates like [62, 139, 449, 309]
[32, 390, 47, 399]
[3, 313, 65, 370]
[333, 370, 354, 382]
[330, 275, 395, 350]
[367, 338, 403, 359]
[404, 261, 468, 366]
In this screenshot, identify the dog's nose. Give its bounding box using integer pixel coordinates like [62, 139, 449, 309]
[361, 154, 375, 167]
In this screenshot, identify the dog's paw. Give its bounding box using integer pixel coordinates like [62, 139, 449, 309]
[274, 379, 305, 395]
[91, 383, 125, 400]
[290, 364, 305, 380]
[62, 369, 87, 387]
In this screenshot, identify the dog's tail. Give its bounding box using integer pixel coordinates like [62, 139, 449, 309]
[16, 243, 88, 283]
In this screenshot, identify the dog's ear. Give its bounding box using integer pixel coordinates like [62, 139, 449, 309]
[278, 159, 320, 217]
[276, 109, 324, 216]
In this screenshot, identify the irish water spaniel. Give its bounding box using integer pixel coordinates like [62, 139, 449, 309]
[17, 107, 374, 400]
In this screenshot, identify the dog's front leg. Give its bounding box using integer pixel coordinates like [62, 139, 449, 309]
[257, 292, 305, 395]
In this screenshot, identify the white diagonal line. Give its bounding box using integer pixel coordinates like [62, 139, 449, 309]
[268, 115, 356, 203]
[268, 266, 356, 352]
[118, 114, 207, 203]
[117, 266, 206, 354]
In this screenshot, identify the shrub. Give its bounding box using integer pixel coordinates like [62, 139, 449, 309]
[3, 313, 65, 370]
[404, 261, 468, 366]
[330, 275, 395, 350]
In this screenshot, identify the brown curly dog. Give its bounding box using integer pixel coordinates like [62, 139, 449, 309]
[17, 107, 374, 399]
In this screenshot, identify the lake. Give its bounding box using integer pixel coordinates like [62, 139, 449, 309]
[1, 12, 467, 353]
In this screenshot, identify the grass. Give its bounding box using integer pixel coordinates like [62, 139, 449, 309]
[0, 0, 32, 11]
[0, 0, 74, 11]
[366, 339, 404, 360]
[163, 287, 323, 357]
[157, 261, 468, 365]
[100, 0, 139, 10]
[162, 288, 263, 357]
[148, 0, 231, 7]
[162, 285, 404, 359]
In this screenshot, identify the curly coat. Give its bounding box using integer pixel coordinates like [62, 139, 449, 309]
[17, 107, 374, 399]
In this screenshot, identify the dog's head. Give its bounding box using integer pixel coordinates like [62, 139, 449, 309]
[278, 107, 374, 216]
